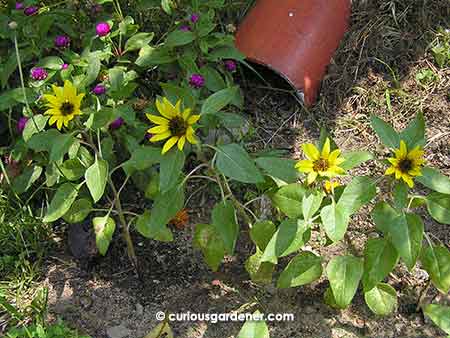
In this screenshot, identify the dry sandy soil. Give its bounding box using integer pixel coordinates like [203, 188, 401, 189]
[43, 0, 449, 337]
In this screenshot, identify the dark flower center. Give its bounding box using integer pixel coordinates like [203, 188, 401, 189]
[169, 116, 188, 136]
[398, 158, 413, 172]
[313, 158, 329, 172]
[60, 101, 74, 116]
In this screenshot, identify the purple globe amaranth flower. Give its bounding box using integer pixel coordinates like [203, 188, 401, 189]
[61, 63, 69, 70]
[17, 117, 28, 134]
[54, 35, 70, 48]
[24, 6, 38, 16]
[224, 59, 237, 72]
[109, 117, 124, 130]
[144, 132, 152, 141]
[96, 22, 110, 37]
[92, 84, 106, 95]
[190, 13, 200, 23]
[189, 73, 205, 89]
[15, 2, 24, 10]
[31, 67, 47, 81]
[179, 25, 191, 32]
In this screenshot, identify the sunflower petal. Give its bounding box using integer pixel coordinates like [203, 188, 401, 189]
[162, 136, 179, 154]
[186, 127, 198, 144]
[146, 114, 169, 125]
[148, 125, 169, 134]
[307, 171, 318, 185]
[177, 136, 186, 150]
[385, 166, 396, 175]
[150, 131, 171, 142]
[402, 174, 414, 188]
[302, 143, 320, 160]
[187, 114, 200, 125]
[295, 160, 314, 172]
[321, 138, 331, 158]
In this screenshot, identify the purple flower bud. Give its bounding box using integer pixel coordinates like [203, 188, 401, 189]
[15, 2, 24, 10]
[190, 13, 200, 23]
[54, 35, 70, 48]
[92, 84, 106, 95]
[96, 22, 110, 37]
[189, 73, 205, 89]
[61, 63, 69, 70]
[17, 117, 28, 134]
[109, 117, 124, 130]
[24, 6, 38, 16]
[31, 67, 48, 81]
[179, 25, 191, 32]
[144, 132, 152, 141]
[224, 59, 237, 72]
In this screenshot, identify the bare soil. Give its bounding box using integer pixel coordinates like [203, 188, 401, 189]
[43, 1, 450, 337]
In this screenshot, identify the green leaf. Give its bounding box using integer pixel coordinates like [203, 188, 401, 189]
[420, 245, 450, 294]
[370, 114, 400, 148]
[143, 321, 174, 338]
[245, 249, 274, 284]
[193, 223, 225, 271]
[123, 145, 162, 174]
[337, 176, 377, 216]
[165, 30, 195, 47]
[416, 167, 450, 194]
[271, 183, 306, 219]
[372, 201, 399, 234]
[215, 143, 264, 184]
[277, 251, 323, 288]
[22, 115, 49, 142]
[93, 216, 116, 256]
[326, 255, 364, 309]
[255, 157, 298, 183]
[423, 304, 450, 334]
[201, 87, 238, 115]
[159, 149, 185, 193]
[237, 311, 269, 338]
[364, 283, 397, 316]
[426, 192, 450, 224]
[63, 198, 92, 224]
[81, 54, 101, 88]
[302, 191, 324, 221]
[60, 159, 86, 181]
[399, 112, 426, 149]
[125, 32, 155, 52]
[393, 181, 408, 210]
[340, 151, 374, 170]
[0, 88, 36, 111]
[50, 133, 76, 162]
[135, 46, 176, 67]
[212, 201, 239, 255]
[200, 66, 226, 92]
[43, 183, 79, 222]
[27, 129, 60, 153]
[382, 212, 424, 271]
[250, 221, 276, 251]
[136, 186, 184, 241]
[85, 158, 108, 203]
[261, 219, 310, 264]
[12, 165, 43, 194]
[37, 56, 64, 70]
[320, 202, 350, 243]
[362, 238, 399, 292]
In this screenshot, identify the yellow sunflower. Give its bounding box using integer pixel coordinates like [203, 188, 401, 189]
[146, 97, 200, 154]
[43, 80, 84, 130]
[295, 138, 346, 185]
[385, 140, 425, 188]
[324, 180, 340, 194]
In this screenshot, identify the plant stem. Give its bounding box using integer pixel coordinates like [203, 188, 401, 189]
[108, 178, 139, 276]
[416, 279, 431, 312]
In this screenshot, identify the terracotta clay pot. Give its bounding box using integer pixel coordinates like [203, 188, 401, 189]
[236, 0, 351, 105]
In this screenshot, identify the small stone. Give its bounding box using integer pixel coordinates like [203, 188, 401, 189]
[135, 303, 144, 316]
[304, 305, 315, 314]
[106, 325, 131, 338]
